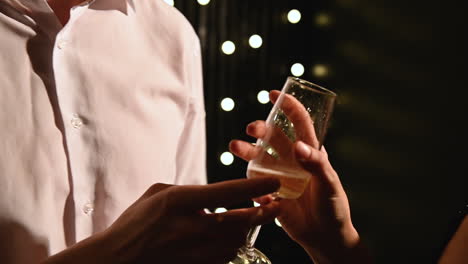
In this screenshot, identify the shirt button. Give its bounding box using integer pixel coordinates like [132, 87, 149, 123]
[83, 202, 94, 215]
[70, 115, 83, 129]
[57, 39, 67, 49]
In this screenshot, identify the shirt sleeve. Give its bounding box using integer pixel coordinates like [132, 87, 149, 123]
[174, 38, 207, 185]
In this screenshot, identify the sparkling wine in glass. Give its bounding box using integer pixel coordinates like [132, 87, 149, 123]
[229, 76, 337, 264]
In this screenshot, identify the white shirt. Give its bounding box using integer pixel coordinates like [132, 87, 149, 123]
[0, 0, 206, 262]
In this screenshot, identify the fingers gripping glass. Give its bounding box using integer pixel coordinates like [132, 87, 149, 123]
[248, 77, 336, 199]
[229, 77, 337, 264]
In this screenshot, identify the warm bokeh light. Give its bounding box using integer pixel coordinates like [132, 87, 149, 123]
[315, 12, 331, 27]
[221, 41, 236, 55]
[287, 9, 301, 24]
[249, 34, 263, 49]
[197, 0, 210, 6]
[291, 63, 305, 77]
[253, 202, 260, 207]
[275, 218, 282, 227]
[257, 90, 270, 104]
[313, 64, 329, 77]
[220, 97, 235, 111]
[220, 152, 234, 166]
[163, 0, 174, 6]
[214, 207, 227, 213]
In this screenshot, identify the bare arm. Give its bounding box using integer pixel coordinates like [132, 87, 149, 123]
[41, 231, 116, 264]
[40, 178, 281, 264]
[438, 215, 468, 264]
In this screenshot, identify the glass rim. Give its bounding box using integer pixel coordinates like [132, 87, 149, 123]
[288, 76, 337, 97]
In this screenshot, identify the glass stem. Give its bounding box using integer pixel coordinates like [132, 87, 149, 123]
[241, 225, 262, 261]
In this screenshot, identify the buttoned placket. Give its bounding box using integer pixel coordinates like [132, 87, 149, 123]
[52, 1, 96, 241]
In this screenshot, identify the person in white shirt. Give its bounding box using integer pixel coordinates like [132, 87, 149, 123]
[0, 0, 281, 263]
[9, 0, 465, 264]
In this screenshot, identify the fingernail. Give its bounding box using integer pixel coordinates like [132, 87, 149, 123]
[296, 141, 311, 160]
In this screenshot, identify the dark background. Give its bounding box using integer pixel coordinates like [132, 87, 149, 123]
[173, 0, 467, 263]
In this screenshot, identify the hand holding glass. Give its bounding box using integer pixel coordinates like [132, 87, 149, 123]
[230, 77, 336, 264]
[248, 77, 336, 199]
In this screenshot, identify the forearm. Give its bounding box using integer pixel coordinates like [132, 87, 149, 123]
[301, 224, 372, 264]
[40, 230, 119, 264]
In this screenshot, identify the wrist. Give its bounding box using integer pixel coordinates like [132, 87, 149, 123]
[41, 230, 119, 264]
[301, 222, 369, 264]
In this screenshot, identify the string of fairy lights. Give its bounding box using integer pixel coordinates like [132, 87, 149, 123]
[164, 0, 331, 164]
[163, 0, 332, 227]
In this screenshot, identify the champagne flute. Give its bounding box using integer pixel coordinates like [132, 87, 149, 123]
[229, 77, 337, 264]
